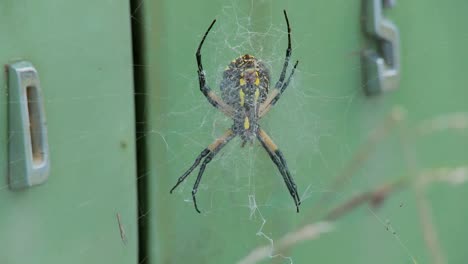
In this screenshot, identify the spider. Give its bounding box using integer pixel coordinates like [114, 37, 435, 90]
[170, 10, 301, 213]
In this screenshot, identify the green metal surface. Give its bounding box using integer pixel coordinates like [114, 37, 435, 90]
[137, 0, 468, 263]
[0, 1, 138, 263]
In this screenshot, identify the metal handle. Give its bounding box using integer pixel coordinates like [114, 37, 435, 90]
[7, 61, 50, 190]
[362, 0, 400, 95]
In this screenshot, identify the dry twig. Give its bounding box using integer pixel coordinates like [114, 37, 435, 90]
[238, 105, 468, 264]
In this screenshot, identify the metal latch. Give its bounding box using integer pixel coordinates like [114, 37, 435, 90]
[7, 61, 50, 190]
[362, 0, 400, 95]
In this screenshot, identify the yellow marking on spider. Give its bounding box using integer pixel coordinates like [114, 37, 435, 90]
[254, 88, 260, 102]
[239, 78, 246, 86]
[254, 71, 260, 86]
[244, 116, 250, 129]
[239, 89, 245, 106]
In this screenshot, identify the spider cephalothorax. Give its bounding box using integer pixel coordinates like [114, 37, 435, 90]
[170, 10, 301, 213]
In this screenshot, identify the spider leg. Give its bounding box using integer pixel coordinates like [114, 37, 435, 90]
[259, 10, 299, 118]
[259, 60, 299, 118]
[170, 129, 236, 213]
[275, 10, 293, 89]
[275, 148, 301, 205]
[256, 128, 301, 212]
[170, 149, 210, 194]
[196, 19, 235, 117]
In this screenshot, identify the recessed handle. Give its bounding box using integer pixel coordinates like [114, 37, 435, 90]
[7, 61, 50, 190]
[362, 0, 400, 95]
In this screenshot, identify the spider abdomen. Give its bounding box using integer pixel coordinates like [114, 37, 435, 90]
[220, 54, 270, 105]
[220, 54, 270, 142]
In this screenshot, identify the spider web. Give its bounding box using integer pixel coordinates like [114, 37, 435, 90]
[165, 2, 341, 203]
[142, 1, 365, 263]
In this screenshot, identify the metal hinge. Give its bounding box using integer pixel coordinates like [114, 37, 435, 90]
[7, 61, 50, 190]
[362, 0, 400, 95]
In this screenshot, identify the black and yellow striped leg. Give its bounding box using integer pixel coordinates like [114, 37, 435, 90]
[274, 10, 293, 91]
[192, 130, 235, 213]
[196, 19, 235, 117]
[170, 149, 210, 194]
[259, 61, 299, 117]
[170, 130, 235, 213]
[259, 10, 299, 118]
[257, 128, 301, 212]
[275, 149, 301, 205]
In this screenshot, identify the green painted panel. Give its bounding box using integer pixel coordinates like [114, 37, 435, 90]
[138, 0, 468, 263]
[0, 1, 138, 263]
